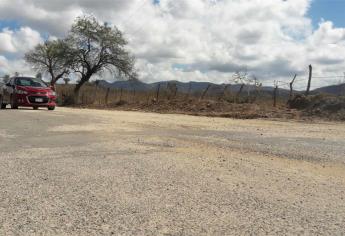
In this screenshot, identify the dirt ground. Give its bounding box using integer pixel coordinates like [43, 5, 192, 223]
[0, 107, 345, 235]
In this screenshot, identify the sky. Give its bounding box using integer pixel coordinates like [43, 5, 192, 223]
[0, 0, 345, 89]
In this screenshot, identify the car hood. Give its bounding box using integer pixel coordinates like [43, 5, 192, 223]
[17, 86, 52, 93]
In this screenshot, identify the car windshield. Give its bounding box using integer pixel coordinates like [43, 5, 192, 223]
[15, 77, 48, 88]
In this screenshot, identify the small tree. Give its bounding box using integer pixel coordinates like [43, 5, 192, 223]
[233, 70, 248, 102]
[36, 72, 42, 79]
[67, 15, 134, 102]
[63, 78, 71, 85]
[25, 39, 71, 87]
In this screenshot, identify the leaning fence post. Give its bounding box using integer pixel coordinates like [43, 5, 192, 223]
[200, 84, 211, 100]
[305, 65, 312, 96]
[289, 74, 297, 100]
[173, 84, 178, 99]
[219, 84, 229, 100]
[156, 83, 161, 101]
[273, 83, 278, 107]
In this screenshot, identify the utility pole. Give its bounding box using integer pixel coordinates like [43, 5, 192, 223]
[305, 65, 312, 96]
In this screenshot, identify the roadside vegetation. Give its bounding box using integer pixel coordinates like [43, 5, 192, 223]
[54, 82, 345, 121]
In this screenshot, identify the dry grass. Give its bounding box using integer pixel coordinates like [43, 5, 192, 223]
[55, 83, 301, 120]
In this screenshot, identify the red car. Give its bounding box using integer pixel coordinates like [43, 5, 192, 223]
[0, 77, 57, 110]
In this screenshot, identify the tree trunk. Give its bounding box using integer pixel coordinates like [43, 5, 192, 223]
[74, 78, 88, 104]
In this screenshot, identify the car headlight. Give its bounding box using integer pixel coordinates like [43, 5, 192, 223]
[16, 89, 28, 95]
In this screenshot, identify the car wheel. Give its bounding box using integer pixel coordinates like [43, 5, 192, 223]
[10, 96, 18, 109]
[48, 106, 55, 111]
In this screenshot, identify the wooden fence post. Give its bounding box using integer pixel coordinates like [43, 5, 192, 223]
[105, 88, 110, 106]
[133, 89, 136, 102]
[94, 84, 98, 104]
[120, 88, 123, 101]
[186, 83, 192, 99]
[200, 84, 211, 100]
[305, 65, 312, 96]
[219, 84, 229, 100]
[146, 91, 151, 104]
[156, 83, 161, 101]
[173, 85, 178, 99]
[289, 74, 297, 100]
[273, 85, 278, 107]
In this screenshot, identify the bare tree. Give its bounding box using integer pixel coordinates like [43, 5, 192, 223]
[233, 70, 248, 102]
[25, 39, 71, 87]
[67, 15, 135, 102]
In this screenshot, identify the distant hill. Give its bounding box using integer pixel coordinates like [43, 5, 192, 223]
[314, 83, 345, 96]
[97, 80, 291, 97]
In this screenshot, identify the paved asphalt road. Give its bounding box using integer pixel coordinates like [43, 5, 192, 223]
[0, 107, 345, 235]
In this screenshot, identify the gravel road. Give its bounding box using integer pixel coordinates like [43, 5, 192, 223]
[0, 108, 345, 235]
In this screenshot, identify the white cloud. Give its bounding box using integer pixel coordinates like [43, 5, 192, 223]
[0, 0, 345, 89]
[0, 26, 43, 76]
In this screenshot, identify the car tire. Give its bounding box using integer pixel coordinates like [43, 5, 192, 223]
[48, 106, 55, 111]
[10, 96, 18, 109]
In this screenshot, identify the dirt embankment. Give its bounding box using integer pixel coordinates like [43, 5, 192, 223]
[70, 98, 302, 120]
[289, 94, 345, 121]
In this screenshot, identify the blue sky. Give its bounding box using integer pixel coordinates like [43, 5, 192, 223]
[308, 0, 345, 28]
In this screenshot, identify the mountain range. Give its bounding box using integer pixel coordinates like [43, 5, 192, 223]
[97, 80, 345, 97]
[97, 80, 289, 95]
